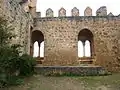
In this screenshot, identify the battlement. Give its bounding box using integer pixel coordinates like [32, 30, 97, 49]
[33, 6, 120, 18]
[17, 1, 120, 19]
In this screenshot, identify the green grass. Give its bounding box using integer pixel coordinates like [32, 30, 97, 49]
[5, 73, 120, 90]
[75, 73, 120, 88]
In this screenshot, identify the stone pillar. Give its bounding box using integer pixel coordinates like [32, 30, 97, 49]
[83, 42, 85, 57]
[96, 6, 107, 16]
[46, 8, 54, 17]
[71, 7, 79, 16]
[38, 43, 40, 57]
[59, 7, 66, 17]
[84, 7, 92, 16]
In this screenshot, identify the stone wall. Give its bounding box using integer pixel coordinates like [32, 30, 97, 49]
[33, 16, 120, 72]
[1, 0, 120, 72]
[0, 0, 33, 54]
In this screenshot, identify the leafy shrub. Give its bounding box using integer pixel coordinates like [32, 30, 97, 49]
[0, 17, 36, 87]
[0, 44, 21, 75]
[0, 45, 36, 87]
[19, 54, 36, 76]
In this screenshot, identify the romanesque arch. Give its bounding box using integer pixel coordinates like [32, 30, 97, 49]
[31, 30, 44, 58]
[78, 29, 94, 59]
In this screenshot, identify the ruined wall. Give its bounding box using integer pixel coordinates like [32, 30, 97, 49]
[32, 6, 120, 72]
[33, 5, 120, 71]
[1, 0, 120, 72]
[0, 0, 34, 54]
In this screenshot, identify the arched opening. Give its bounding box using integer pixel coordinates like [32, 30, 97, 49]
[78, 29, 94, 63]
[31, 30, 44, 58]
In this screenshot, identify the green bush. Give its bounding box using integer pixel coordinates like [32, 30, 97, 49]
[0, 45, 21, 75]
[19, 54, 36, 76]
[0, 45, 36, 87]
[0, 17, 36, 87]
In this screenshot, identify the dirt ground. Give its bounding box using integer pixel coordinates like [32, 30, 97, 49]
[3, 73, 120, 90]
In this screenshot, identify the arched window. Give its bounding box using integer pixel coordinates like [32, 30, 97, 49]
[33, 41, 39, 57]
[31, 30, 44, 57]
[40, 41, 44, 57]
[78, 40, 84, 57]
[85, 40, 91, 57]
[78, 29, 94, 58]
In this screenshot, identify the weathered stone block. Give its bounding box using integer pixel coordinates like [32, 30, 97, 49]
[96, 6, 107, 16]
[36, 12, 41, 17]
[71, 7, 79, 16]
[108, 12, 114, 16]
[35, 66, 107, 76]
[59, 7, 66, 17]
[46, 8, 54, 17]
[84, 7, 92, 16]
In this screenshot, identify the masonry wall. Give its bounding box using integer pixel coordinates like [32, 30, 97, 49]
[1, 0, 120, 72]
[34, 16, 120, 71]
[0, 0, 33, 54]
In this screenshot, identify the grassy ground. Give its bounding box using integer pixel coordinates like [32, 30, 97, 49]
[3, 73, 120, 90]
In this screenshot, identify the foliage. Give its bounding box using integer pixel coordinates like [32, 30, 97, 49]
[0, 17, 15, 46]
[0, 17, 36, 87]
[19, 54, 36, 76]
[0, 44, 21, 75]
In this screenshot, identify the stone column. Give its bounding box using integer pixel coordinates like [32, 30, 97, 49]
[83, 42, 85, 57]
[38, 43, 40, 57]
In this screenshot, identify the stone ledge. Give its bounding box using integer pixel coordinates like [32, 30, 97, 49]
[35, 65, 108, 76]
[34, 16, 120, 22]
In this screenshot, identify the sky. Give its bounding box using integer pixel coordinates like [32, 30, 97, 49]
[36, 0, 120, 17]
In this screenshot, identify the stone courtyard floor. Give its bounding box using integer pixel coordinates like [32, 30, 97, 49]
[3, 73, 120, 90]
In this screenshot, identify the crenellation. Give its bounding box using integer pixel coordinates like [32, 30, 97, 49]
[59, 7, 66, 17]
[46, 8, 54, 17]
[96, 6, 107, 16]
[29, 6, 119, 18]
[71, 7, 79, 16]
[108, 12, 114, 16]
[84, 7, 92, 16]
